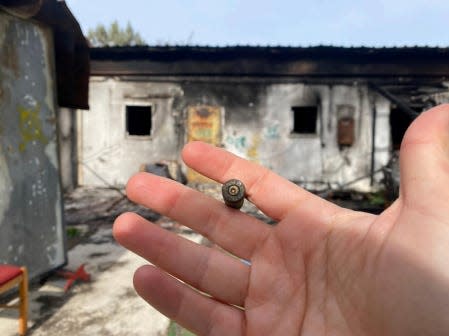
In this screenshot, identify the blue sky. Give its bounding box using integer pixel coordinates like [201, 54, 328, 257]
[66, 0, 449, 47]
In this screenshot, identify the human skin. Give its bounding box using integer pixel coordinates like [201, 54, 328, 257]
[113, 104, 449, 335]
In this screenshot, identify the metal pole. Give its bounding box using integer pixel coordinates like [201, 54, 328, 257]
[370, 100, 377, 186]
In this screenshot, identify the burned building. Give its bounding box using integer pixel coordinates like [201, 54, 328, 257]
[0, 0, 89, 278]
[80, 46, 449, 192]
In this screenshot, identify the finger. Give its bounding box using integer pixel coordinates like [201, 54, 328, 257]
[114, 212, 249, 306]
[134, 265, 244, 336]
[399, 104, 449, 210]
[182, 141, 345, 221]
[125, 172, 271, 259]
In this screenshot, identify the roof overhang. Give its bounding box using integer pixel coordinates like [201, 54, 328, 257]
[90, 46, 449, 86]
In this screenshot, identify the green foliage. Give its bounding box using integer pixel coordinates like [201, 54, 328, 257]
[167, 321, 195, 336]
[66, 227, 81, 238]
[87, 20, 146, 47]
[367, 191, 386, 206]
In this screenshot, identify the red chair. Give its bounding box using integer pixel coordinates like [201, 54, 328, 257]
[0, 265, 28, 335]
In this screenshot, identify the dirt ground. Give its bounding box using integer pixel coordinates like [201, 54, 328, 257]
[0, 186, 205, 336]
[0, 184, 384, 336]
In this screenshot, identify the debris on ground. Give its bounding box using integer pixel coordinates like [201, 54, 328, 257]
[0, 181, 388, 336]
[140, 160, 187, 185]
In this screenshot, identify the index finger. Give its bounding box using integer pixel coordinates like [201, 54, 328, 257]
[182, 141, 344, 221]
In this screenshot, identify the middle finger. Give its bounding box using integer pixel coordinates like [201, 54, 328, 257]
[114, 212, 250, 307]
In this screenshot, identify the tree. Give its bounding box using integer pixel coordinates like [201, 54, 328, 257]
[87, 21, 146, 47]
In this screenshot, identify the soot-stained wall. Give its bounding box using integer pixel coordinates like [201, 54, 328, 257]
[81, 76, 390, 192]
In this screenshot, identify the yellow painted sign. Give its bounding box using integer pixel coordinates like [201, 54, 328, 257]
[186, 105, 222, 182]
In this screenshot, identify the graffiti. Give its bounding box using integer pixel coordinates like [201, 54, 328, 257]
[247, 134, 261, 161]
[226, 135, 247, 150]
[264, 124, 280, 140]
[18, 104, 48, 152]
[226, 133, 261, 161]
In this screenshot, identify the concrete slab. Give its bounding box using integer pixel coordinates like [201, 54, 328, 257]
[0, 224, 202, 336]
[31, 237, 170, 336]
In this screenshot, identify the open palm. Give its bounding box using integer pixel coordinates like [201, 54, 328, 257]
[114, 105, 449, 335]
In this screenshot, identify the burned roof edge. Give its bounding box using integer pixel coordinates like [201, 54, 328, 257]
[89, 45, 449, 81]
[90, 45, 449, 62]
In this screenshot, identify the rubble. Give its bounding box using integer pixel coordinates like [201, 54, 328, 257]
[0, 181, 386, 336]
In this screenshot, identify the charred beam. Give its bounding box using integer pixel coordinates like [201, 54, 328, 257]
[369, 82, 420, 118]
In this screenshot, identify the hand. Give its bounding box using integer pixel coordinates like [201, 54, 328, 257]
[113, 105, 449, 335]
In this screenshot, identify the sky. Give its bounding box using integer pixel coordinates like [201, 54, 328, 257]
[66, 0, 449, 47]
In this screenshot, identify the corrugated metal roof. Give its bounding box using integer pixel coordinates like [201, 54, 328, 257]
[91, 45, 449, 61]
[90, 45, 449, 82]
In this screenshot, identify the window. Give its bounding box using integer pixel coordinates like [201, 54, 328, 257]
[126, 105, 152, 136]
[291, 106, 318, 134]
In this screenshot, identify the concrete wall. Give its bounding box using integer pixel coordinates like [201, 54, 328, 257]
[78, 78, 181, 186]
[0, 12, 66, 278]
[58, 107, 77, 192]
[81, 77, 391, 191]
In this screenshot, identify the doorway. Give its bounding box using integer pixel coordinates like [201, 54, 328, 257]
[389, 106, 414, 150]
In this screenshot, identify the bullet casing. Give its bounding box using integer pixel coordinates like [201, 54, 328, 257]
[222, 179, 246, 209]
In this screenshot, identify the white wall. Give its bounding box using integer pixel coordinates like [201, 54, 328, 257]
[82, 78, 390, 192]
[78, 78, 182, 186]
[223, 83, 390, 191]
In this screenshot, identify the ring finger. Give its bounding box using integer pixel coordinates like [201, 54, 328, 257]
[113, 212, 250, 306]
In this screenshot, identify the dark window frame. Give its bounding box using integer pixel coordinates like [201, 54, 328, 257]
[291, 105, 319, 135]
[125, 104, 153, 137]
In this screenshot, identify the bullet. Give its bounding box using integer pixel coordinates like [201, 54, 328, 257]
[222, 179, 245, 209]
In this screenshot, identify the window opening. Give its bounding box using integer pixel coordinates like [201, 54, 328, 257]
[291, 106, 318, 134]
[389, 106, 413, 150]
[126, 105, 152, 136]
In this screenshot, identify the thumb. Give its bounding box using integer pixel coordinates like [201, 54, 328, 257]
[399, 104, 449, 209]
